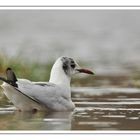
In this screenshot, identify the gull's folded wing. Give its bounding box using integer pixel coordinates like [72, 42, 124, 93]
[1, 82, 47, 111]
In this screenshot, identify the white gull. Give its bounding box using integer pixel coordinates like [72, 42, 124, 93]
[0, 56, 94, 112]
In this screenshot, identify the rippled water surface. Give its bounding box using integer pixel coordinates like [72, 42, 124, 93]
[0, 86, 140, 130]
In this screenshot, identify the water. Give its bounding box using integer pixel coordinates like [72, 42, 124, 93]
[0, 86, 140, 130]
[72, 87, 140, 130]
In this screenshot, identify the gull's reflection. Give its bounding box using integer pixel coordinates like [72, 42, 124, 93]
[13, 110, 74, 130]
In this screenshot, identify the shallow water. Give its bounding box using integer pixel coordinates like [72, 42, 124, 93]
[0, 86, 140, 130]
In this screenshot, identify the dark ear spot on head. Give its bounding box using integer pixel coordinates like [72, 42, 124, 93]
[63, 63, 68, 70]
[61, 57, 69, 70]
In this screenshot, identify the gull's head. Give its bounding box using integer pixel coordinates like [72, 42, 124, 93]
[61, 56, 94, 76]
[49, 56, 94, 85]
[52, 56, 94, 76]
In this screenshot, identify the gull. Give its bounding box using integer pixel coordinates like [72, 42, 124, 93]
[0, 56, 94, 112]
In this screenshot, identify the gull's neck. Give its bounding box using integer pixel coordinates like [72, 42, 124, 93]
[49, 65, 71, 89]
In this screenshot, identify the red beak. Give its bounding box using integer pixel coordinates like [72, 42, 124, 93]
[76, 68, 94, 75]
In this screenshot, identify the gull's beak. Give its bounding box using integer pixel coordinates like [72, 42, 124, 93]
[76, 68, 94, 75]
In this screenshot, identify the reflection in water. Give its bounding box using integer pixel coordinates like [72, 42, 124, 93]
[0, 86, 140, 130]
[0, 110, 73, 130]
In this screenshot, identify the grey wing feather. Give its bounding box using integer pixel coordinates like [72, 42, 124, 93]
[17, 79, 70, 111]
[14, 87, 44, 106]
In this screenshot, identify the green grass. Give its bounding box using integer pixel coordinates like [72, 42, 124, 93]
[0, 54, 52, 82]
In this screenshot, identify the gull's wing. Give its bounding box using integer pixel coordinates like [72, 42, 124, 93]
[16, 79, 73, 111]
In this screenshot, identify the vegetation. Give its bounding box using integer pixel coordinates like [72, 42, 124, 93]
[0, 54, 52, 82]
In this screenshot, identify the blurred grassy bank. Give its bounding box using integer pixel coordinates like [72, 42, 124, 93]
[0, 54, 52, 82]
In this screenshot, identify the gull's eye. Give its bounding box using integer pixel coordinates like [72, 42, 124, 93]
[71, 64, 75, 69]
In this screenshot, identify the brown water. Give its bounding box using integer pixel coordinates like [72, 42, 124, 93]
[0, 85, 140, 130]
